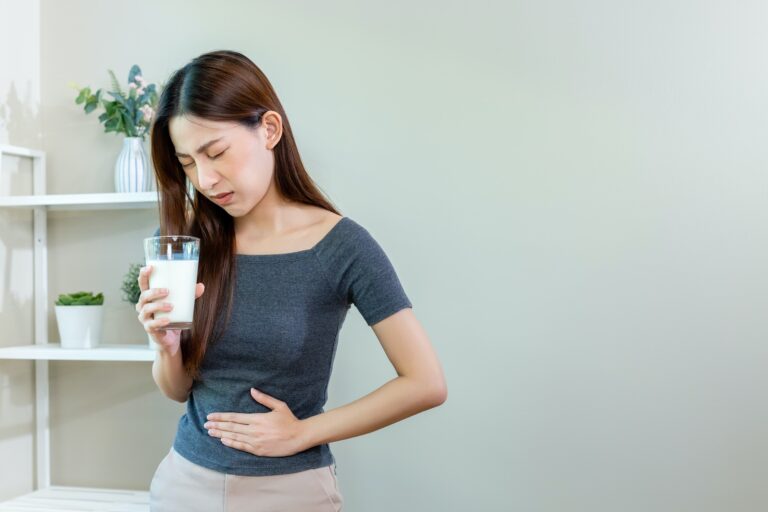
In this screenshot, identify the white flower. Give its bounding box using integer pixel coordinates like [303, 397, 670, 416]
[136, 87, 145, 96]
[140, 105, 154, 122]
[135, 74, 145, 84]
[128, 82, 137, 90]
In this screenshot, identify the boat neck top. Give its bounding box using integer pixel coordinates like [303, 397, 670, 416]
[153, 216, 413, 475]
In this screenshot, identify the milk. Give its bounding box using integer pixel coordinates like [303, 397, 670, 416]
[147, 259, 199, 329]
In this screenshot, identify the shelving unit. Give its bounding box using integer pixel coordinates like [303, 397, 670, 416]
[0, 144, 159, 510]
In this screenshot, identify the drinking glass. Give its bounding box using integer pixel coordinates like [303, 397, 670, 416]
[143, 235, 200, 330]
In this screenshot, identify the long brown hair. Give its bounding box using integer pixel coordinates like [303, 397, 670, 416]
[150, 50, 341, 380]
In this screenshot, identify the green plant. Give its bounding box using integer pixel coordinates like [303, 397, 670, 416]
[71, 64, 160, 140]
[55, 291, 104, 306]
[121, 263, 142, 305]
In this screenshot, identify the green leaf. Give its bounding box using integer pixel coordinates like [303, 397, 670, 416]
[122, 110, 137, 136]
[121, 263, 143, 304]
[116, 111, 127, 135]
[84, 99, 99, 114]
[56, 290, 103, 306]
[75, 89, 88, 104]
[127, 96, 142, 125]
[128, 64, 141, 84]
[104, 117, 119, 130]
[102, 99, 117, 115]
[106, 91, 127, 107]
[107, 69, 124, 96]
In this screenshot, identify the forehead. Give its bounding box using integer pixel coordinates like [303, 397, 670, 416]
[169, 115, 240, 151]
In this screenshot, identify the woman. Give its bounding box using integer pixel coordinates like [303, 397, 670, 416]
[136, 50, 447, 512]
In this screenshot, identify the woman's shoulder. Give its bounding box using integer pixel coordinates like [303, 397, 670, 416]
[313, 212, 394, 265]
[302, 206, 370, 241]
[315, 211, 376, 246]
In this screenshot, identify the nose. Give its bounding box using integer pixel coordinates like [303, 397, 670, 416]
[195, 161, 220, 191]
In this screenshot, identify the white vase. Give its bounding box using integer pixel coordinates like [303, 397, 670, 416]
[55, 305, 104, 349]
[114, 136, 154, 193]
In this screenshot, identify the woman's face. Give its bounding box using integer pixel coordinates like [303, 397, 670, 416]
[168, 113, 281, 216]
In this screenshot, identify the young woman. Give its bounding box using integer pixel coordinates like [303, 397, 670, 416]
[136, 50, 447, 511]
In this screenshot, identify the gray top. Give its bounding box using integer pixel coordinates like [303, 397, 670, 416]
[153, 216, 412, 475]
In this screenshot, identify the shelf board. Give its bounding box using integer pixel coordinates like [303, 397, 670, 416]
[0, 192, 158, 210]
[0, 485, 149, 511]
[0, 343, 157, 361]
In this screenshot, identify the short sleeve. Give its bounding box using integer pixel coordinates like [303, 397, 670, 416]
[319, 219, 412, 326]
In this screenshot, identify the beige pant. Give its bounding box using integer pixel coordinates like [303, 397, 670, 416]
[149, 446, 344, 512]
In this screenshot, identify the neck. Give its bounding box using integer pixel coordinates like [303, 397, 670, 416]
[234, 178, 300, 239]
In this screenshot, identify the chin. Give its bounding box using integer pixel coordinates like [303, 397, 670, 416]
[226, 204, 252, 218]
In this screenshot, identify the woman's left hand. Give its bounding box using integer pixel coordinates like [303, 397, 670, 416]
[204, 388, 308, 457]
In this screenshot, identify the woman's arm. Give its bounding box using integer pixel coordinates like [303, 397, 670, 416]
[298, 308, 447, 449]
[152, 343, 193, 403]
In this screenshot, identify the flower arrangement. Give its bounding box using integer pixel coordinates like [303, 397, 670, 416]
[71, 65, 160, 140]
[55, 291, 104, 306]
[121, 263, 143, 305]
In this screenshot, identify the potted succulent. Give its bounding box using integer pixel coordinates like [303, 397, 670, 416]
[54, 291, 104, 349]
[121, 262, 155, 349]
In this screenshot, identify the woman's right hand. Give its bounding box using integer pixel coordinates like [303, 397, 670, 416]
[136, 264, 205, 353]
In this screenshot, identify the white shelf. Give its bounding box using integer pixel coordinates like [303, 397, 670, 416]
[0, 344, 157, 361]
[0, 145, 162, 494]
[0, 485, 148, 511]
[0, 192, 158, 211]
[0, 144, 44, 159]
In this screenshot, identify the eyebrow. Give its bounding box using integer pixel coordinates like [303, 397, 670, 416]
[174, 137, 224, 157]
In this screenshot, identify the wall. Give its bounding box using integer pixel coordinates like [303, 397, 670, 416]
[0, 0, 766, 510]
[0, 0, 40, 501]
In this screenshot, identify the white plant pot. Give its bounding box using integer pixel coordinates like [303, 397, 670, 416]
[55, 305, 104, 349]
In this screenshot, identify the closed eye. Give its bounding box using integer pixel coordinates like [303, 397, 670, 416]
[180, 149, 227, 168]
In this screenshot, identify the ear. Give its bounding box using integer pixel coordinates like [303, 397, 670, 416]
[262, 110, 283, 150]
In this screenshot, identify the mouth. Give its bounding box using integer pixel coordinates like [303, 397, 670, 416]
[211, 192, 234, 205]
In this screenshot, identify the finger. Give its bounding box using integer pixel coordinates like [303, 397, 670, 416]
[138, 265, 152, 292]
[137, 295, 171, 321]
[195, 282, 205, 299]
[251, 388, 286, 410]
[206, 421, 254, 435]
[207, 412, 249, 423]
[138, 287, 169, 310]
[219, 435, 256, 454]
[139, 301, 173, 322]
[215, 431, 254, 444]
[145, 316, 171, 332]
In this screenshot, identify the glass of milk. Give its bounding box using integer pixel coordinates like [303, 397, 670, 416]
[143, 235, 200, 330]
